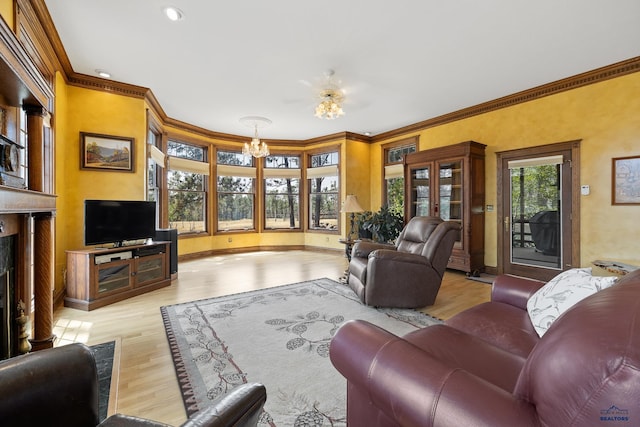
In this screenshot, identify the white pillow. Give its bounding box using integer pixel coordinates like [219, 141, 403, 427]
[527, 268, 618, 337]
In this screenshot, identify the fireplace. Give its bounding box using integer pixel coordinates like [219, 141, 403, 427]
[0, 234, 16, 359]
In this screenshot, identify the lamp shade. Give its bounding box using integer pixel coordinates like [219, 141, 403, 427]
[342, 195, 364, 213]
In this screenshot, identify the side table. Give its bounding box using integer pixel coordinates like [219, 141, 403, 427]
[338, 238, 357, 262]
[338, 238, 357, 283]
[592, 260, 639, 276]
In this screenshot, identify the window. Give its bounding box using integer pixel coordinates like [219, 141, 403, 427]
[167, 140, 209, 235]
[307, 151, 339, 231]
[147, 129, 163, 203]
[18, 108, 28, 187]
[383, 140, 416, 215]
[264, 155, 301, 229]
[217, 150, 256, 231]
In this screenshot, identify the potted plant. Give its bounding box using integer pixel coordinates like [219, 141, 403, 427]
[354, 211, 374, 240]
[361, 205, 404, 244]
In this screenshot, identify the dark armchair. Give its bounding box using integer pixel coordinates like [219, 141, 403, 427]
[0, 343, 266, 427]
[347, 216, 460, 308]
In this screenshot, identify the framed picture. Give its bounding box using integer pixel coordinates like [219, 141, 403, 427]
[612, 155, 640, 205]
[80, 132, 134, 172]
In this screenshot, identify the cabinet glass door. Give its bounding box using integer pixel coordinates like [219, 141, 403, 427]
[411, 166, 431, 217]
[438, 160, 463, 221]
[135, 256, 164, 286]
[438, 160, 463, 247]
[97, 263, 131, 294]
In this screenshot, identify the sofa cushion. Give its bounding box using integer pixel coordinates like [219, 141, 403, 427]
[403, 324, 527, 392]
[526, 267, 617, 337]
[446, 301, 539, 358]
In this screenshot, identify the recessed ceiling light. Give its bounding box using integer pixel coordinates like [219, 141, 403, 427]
[164, 6, 184, 21]
[95, 69, 111, 78]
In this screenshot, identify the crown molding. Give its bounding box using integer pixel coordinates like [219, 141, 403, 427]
[372, 56, 640, 142]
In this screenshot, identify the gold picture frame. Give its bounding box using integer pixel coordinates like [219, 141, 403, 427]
[80, 132, 135, 172]
[612, 155, 640, 205]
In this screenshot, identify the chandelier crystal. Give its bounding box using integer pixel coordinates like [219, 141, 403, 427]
[314, 89, 345, 120]
[239, 116, 271, 158]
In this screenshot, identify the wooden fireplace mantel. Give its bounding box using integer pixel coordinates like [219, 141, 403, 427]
[0, 186, 57, 214]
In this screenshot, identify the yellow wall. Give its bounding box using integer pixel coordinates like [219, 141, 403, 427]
[54, 81, 147, 294]
[0, 0, 13, 29]
[371, 72, 640, 268]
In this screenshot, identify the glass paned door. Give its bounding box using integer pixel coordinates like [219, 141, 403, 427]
[412, 167, 430, 217]
[509, 160, 562, 270]
[438, 161, 462, 221]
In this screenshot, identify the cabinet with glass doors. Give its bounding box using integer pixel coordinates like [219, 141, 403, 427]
[404, 141, 486, 275]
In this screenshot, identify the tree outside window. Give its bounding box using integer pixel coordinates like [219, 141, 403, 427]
[217, 150, 255, 231]
[384, 143, 416, 216]
[167, 140, 207, 234]
[308, 151, 339, 231]
[264, 155, 300, 229]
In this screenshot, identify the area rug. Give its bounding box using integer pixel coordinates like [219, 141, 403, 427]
[90, 340, 116, 421]
[160, 278, 442, 426]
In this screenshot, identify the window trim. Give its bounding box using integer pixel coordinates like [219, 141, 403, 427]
[262, 152, 302, 232]
[166, 137, 210, 236]
[381, 136, 418, 209]
[306, 148, 341, 234]
[215, 148, 257, 233]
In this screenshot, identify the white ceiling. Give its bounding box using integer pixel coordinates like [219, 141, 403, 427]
[43, 0, 640, 141]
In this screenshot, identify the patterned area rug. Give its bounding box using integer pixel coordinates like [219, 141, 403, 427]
[90, 340, 116, 421]
[160, 278, 441, 426]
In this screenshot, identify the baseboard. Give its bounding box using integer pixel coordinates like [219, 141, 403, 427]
[177, 245, 341, 262]
[485, 265, 498, 276]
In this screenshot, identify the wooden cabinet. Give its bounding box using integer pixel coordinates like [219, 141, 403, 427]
[65, 242, 171, 311]
[404, 141, 486, 275]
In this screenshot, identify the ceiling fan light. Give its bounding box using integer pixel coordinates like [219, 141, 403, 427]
[164, 7, 184, 21]
[314, 87, 345, 120]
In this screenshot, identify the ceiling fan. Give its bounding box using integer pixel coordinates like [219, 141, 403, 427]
[313, 70, 346, 119]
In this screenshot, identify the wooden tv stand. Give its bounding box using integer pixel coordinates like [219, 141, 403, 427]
[65, 242, 171, 311]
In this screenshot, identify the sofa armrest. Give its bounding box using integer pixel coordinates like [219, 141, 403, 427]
[351, 240, 395, 259]
[330, 320, 538, 427]
[181, 383, 266, 427]
[0, 343, 99, 427]
[100, 384, 266, 427]
[492, 275, 546, 310]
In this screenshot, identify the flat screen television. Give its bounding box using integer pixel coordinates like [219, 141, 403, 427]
[84, 200, 157, 247]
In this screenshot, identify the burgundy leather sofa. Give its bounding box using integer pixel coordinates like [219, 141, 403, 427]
[0, 343, 266, 427]
[330, 269, 640, 426]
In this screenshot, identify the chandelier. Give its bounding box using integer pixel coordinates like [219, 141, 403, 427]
[240, 116, 271, 158]
[314, 69, 345, 120]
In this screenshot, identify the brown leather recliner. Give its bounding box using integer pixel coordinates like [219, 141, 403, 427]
[0, 343, 266, 427]
[347, 216, 460, 308]
[330, 269, 640, 427]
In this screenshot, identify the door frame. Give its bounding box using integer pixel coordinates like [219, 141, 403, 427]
[496, 140, 581, 281]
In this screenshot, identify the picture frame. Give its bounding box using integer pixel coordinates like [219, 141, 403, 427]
[80, 132, 134, 172]
[612, 155, 640, 205]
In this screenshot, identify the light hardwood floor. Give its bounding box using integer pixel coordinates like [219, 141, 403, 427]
[53, 250, 491, 425]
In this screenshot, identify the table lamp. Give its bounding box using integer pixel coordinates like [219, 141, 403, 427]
[342, 195, 364, 240]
